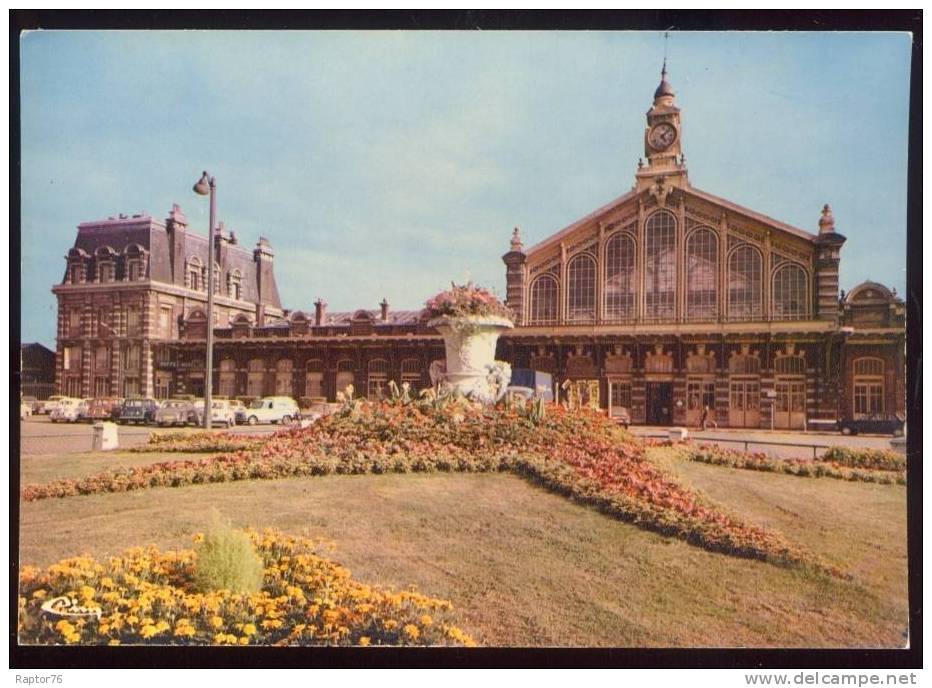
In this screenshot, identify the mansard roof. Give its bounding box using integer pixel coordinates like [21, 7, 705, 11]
[524, 184, 817, 257]
[324, 309, 422, 326]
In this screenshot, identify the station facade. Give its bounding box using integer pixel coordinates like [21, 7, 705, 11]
[52, 67, 905, 428]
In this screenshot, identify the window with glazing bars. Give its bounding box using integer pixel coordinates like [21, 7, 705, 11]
[528, 275, 558, 325]
[727, 245, 762, 319]
[645, 211, 676, 319]
[567, 254, 596, 322]
[604, 233, 636, 321]
[686, 228, 718, 320]
[772, 264, 808, 319]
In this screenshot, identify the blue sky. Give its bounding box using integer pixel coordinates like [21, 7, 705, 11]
[20, 30, 912, 347]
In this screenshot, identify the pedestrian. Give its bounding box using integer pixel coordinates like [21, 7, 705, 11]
[701, 405, 716, 431]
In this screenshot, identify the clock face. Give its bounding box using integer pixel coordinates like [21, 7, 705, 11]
[648, 122, 677, 150]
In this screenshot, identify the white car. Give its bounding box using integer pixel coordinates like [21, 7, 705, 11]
[39, 395, 66, 415]
[236, 397, 300, 426]
[50, 397, 84, 423]
[209, 400, 237, 428]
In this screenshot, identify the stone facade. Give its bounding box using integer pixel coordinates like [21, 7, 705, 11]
[51, 206, 284, 399]
[52, 66, 906, 428]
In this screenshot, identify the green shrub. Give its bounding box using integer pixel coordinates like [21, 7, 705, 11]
[820, 446, 905, 472]
[193, 513, 265, 594]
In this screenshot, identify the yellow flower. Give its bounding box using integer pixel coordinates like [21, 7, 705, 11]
[238, 636, 249, 645]
[174, 623, 196, 638]
[140, 624, 159, 639]
[358, 636, 371, 647]
[420, 614, 433, 626]
[403, 624, 420, 640]
[242, 623, 257, 636]
[108, 639, 121, 646]
[209, 616, 224, 629]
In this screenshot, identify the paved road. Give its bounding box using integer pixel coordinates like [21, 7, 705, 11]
[19, 415, 899, 460]
[629, 425, 898, 459]
[19, 415, 279, 456]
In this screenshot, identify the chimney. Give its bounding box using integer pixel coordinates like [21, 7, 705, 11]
[166, 204, 188, 287]
[380, 298, 389, 321]
[314, 298, 327, 326]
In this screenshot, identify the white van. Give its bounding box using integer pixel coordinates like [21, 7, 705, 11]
[50, 397, 84, 423]
[236, 397, 300, 426]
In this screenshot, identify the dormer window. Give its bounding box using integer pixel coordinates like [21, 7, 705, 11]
[99, 262, 114, 283]
[187, 257, 203, 291]
[128, 260, 143, 281]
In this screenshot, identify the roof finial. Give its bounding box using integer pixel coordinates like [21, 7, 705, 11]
[654, 32, 675, 100]
[510, 225, 524, 252]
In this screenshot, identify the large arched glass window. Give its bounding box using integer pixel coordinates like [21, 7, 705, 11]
[772, 264, 808, 320]
[528, 275, 558, 325]
[247, 358, 266, 397]
[686, 228, 718, 321]
[645, 211, 676, 320]
[566, 254, 596, 323]
[219, 359, 237, 397]
[367, 358, 390, 399]
[604, 233, 636, 321]
[727, 245, 762, 320]
[275, 359, 293, 396]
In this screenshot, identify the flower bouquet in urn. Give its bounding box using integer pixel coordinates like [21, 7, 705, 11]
[422, 283, 514, 404]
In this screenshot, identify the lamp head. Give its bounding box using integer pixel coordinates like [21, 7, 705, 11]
[193, 171, 211, 196]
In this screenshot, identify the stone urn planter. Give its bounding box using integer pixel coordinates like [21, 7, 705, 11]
[428, 315, 514, 403]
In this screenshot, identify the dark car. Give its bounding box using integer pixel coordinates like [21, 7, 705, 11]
[119, 398, 160, 425]
[838, 415, 905, 437]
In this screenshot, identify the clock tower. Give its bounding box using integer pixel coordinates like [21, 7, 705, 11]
[636, 61, 689, 193]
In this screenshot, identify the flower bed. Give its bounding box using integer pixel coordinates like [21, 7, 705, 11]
[680, 444, 905, 485]
[133, 431, 267, 454]
[23, 401, 831, 572]
[18, 529, 474, 647]
[422, 282, 513, 321]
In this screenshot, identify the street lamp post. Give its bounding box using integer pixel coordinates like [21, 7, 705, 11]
[193, 171, 216, 430]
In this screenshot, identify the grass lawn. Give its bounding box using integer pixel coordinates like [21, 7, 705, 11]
[18, 448, 908, 648]
[19, 451, 220, 485]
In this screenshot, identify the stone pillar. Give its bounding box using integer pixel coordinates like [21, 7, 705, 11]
[502, 227, 527, 325]
[814, 205, 847, 322]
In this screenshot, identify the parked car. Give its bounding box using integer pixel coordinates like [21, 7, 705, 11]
[155, 399, 200, 427]
[20, 401, 33, 420]
[838, 415, 905, 437]
[236, 396, 300, 426]
[50, 397, 84, 423]
[228, 399, 246, 418]
[39, 395, 66, 415]
[74, 398, 95, 422]
[119, 398, 161, 425]
[208, 400, 237, 428]
[83, 398, 123, 422]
